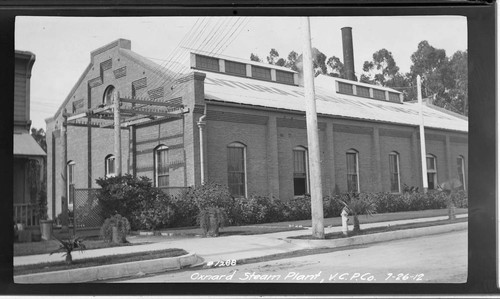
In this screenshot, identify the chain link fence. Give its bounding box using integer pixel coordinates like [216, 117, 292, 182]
[72, 187, 104, 230]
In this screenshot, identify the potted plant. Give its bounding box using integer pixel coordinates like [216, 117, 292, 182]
[36, 183, 53, 240]
[50, 235, 86, 264]
[198, 207, 227, 237]
[337, 192, 376, 234]
[186, 182, 234, 237]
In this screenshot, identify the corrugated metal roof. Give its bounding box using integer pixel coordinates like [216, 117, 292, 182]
[203, 71, 468, 132]
[14, 132, 46, 157]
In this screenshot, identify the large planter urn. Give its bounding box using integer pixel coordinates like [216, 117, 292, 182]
[39, 219, 54, 241]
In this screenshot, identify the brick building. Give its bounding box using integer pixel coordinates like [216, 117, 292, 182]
[45, 38, 468, 220]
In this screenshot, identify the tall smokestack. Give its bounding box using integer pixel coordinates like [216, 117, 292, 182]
[341, 27, 356, 81]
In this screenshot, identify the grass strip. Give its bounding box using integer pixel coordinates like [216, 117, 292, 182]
[14, 248, 187, 276]
[289, 217, 467, 240]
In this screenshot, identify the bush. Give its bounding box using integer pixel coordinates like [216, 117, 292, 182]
[96, 174, 175, 230]
[100, 214, 131, 243]
[170, 192, 199, 228]
[198, 207, 227, 237]
[185, 182, 234, 211]
[452, 190, 468, 208]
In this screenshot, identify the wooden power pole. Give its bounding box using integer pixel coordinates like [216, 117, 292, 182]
[417, 75, 428, 193]
[302, 17, 324, 239]
[60, 108, 69, 232]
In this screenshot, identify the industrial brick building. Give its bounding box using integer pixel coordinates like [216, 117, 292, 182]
[46, 37, 468, 220]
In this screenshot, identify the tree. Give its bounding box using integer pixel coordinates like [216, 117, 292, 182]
[267, 48, 280, 65]
[250, 53, 262, 62]
[326, 55, 346, 78]
[448, 50, 468, 115]
[286, 51, 299, 71]
[360, 48, 400, 86]
[31, 127, 47, 152]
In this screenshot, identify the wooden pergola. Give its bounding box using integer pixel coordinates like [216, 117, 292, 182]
[58, 92, 188, 231]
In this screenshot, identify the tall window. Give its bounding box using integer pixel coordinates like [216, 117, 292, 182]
[457, 156, 466, 191]
[389, 152, 401, 193]
[105, 155, 116, 178]
[103, 85, 115, 105]
[426, 154, 437, 190]
[67, 161, 75, 206]
[293, 146, 309, 196]
[227, 142, 246, 197]
[346, 149, 360, 192]
[155, 145, 169, 187]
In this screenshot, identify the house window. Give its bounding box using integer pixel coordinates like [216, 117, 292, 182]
[276, 70, 294, 84]
[225, 60, 246, 76]
[426, 154, 437, 190]
[373, 89, 386, 100]
[293, 146, 309, 196]
[338, 82, 354, 95]
[346, 149, 360, 192]
[155, 145, 169, 187]
[105, 155, 116, 178]
[389, 152, 401, 193]
[103, 85, 116, 105]
[196, 55, 219, 72]
[67, 161, 75, 206]
[227, 142, 246, 197]
[356, 86, 370, 98]
[457, 156, 466, 191]
[251, 65, 271, 80]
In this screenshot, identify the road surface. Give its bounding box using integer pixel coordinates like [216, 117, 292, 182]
[118, 230, 467, 283]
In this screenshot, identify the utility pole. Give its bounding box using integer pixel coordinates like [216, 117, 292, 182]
[113, 91, 122, 176]
[302, 17, 324, 239]
[417, 75, 428, 193]
[60, 108, 69, 233]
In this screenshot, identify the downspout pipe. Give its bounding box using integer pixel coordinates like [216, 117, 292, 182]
[197, 108, 207, 185]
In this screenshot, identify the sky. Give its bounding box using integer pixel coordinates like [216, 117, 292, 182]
[15, 16, 467, 129]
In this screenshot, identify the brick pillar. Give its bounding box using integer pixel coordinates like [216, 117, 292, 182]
[411, 129, 423, 190]
[372, 127, 383, 192]
[266, 115, 280, 199]
[326, 122, 336, 195]
[179, 72, 206, 187]
[445, 135, 452, 181]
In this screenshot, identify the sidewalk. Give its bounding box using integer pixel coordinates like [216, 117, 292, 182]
[14, 211, 467, 267]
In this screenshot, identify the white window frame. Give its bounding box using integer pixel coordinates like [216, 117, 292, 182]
[105, 155, 116, 178]
[67, 161, 75, 209]
[103, 85, 115, 105]
[293, 146, 309, 196]
[154, 145, 169, 187]
[457, 155, 466, 191]
[346, 149, 360, 193]
[227, 142, 247, 198]
[389, 152, 401, 193]
[426, 154, 438, 190]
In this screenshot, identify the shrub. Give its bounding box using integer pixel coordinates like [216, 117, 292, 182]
[50, 235, 86, 264]
[452, 190, 468, 208]
[96, 174, 175, 230]
[170, 192, 199, 228]
[338, 192, 377, 232]
[284, 196, 312, 221]
[100, 214, 131, 243]
[198, 207, 227, 237]
[185, 182, 234, 211]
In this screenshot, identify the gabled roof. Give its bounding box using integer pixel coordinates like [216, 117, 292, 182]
[203, 71, 468, 133]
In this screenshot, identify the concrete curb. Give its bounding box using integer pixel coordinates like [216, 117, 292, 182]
[14, 252, 199, 284]
[284, 221, 467, 249]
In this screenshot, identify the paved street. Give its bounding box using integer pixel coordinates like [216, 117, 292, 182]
[119, 230, 467, 283]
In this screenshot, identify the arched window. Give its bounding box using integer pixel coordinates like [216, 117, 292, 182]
[67, 161, 75, 207]
[105, 154, 116, 178]
[293, 146, 309, 196]
[389, 152, 401, 193]
[103, 85, 116, 105]
[457, 155, 466, 191]
[426, 154, 437, 190]
[227, 142, 247, 197]
[154, 145, 169, 187]
[346, 149, 360, 193]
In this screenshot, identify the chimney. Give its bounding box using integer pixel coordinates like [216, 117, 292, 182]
[341, 27, 356, 81]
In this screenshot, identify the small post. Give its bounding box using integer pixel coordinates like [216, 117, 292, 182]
[114, 91, 122, 176]
[341, 208, 349, 236]
[60, 109, 69, 233]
